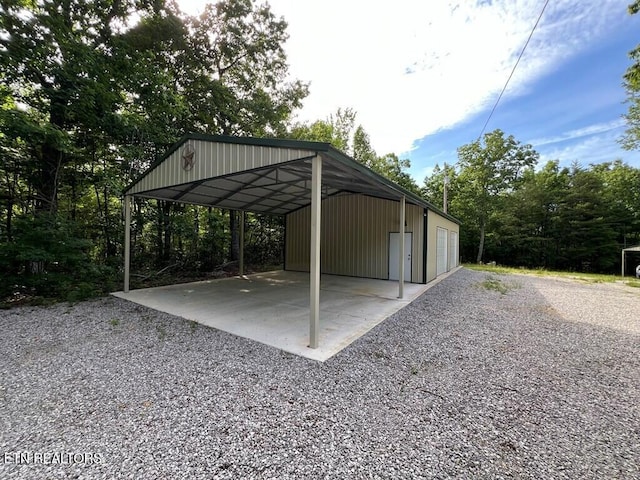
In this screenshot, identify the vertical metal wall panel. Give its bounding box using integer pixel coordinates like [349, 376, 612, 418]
[407, 204, 424, 283]
[285, 194, 425, 282]
[449, 231, 459, 269]
[426, 210, 460, 282]
[285, 209, 310, 271]
[127, 140, 316, 195]
[436, 227, 448, 276]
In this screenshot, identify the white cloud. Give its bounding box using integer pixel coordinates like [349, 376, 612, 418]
[177, 0, 626, 155]
[538, 127, 640, 167]
[529, 119, 627, 147]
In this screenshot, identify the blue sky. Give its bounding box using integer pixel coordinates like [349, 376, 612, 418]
[406, 6, 640, 181]
[179, 0, 639, 183]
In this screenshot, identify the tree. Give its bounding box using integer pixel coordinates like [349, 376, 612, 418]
[0, 0, 168, 214]
[591, 160, 640, 247]
[351, 125, 420, 193]
[373, 153, 420, 194]
[182, 0, 308, 137]
[289, 108, 356, 148]
[179, 0, 309, 261]
[352, 125, 377, 168]
[0, 0, 311, 300]
[621, 1, 640, 150]
[456, 129, 538, 263]
[495, 161, 569, 268]
[422, 163, 458, 211]
[555, 165, 618, 271]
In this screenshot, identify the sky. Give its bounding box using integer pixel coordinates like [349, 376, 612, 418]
[177, 0, 640, 183]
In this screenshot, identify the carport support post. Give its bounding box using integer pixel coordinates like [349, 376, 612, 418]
[124, 195, 131, 293]
[309, 155, 322, 349]
[398, 195, 405, 299]
[239, 210, 245, 276]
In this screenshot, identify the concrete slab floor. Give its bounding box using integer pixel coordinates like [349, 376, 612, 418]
[112, 270, 457, 361]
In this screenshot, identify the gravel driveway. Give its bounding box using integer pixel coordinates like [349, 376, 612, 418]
[1, 268, 639, 479]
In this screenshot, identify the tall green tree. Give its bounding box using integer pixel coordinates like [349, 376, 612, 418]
[495, 161, 569, 268]
[591, 160, 640, 247]
[183, 0, 308, 137]
[350, 124, 420, 193]
[0, 0, 311, 300]
[422, 163, 457, 211]
[289, 108, 356, 148]
[180, 0, 309, 261]
[555, 165, 618, 271]
[456, 129, 538, 263]
[621, 1, 640, 150]
[0, 0, 166, 214]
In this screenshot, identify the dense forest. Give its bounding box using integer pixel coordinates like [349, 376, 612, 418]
[423, 132, 640, 272]
[1, 0, 639, 304]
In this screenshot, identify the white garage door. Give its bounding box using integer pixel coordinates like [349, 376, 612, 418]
[449, 231, 458, 269]
[436, 227, 448, 276]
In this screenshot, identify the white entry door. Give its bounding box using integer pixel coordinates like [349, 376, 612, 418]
[389, 232, 412, 281]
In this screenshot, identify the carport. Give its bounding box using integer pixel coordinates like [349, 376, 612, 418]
[621, 245, 640, 277]
[121, 134, 458, 353]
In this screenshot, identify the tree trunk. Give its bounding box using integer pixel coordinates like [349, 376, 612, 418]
[34, 91, 69, 215]
[162, 201, 171, 261]
[156, 200, 164, 264]
[35, 142, 61, 214]
[193, 207, 199, 253]
[5, 197, 13, 242]
[476, 219, 486, 263]
[229, 209, 239, 261]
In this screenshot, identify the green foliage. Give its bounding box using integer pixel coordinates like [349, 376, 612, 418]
[289, 108, 356, 149]
[454, 129, 539, 263]
[0, 214, 116, 302]
[477, 275, 519, 294]
[621, 2, 640, 150]
[466, 263, 634, 285]
[0, 0, 310, 303]
[244, 213, 285, 266]
[290, 110, 421, 194]
[433, 154, 640, 274]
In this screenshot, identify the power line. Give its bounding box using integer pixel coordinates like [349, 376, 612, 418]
[477, 0, 551, 141]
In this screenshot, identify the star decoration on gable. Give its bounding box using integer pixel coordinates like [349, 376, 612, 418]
[181, 144, 196, 171]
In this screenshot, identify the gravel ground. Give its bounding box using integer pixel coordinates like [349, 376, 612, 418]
[1, 268, 639, 479]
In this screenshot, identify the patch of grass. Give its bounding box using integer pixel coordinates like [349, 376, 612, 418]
[465, 263, 516, 276]
[109, 318, 120, 327]
[156, 324, 167, 340]
[479, 276, 509, 294]
[625, 280, 640, 288]
[189, 320, 198, 332]
[464, 263, 624, 284]
[478, 275, 520, 295]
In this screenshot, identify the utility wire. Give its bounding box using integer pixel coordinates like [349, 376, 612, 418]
[477, 0, 551, 140]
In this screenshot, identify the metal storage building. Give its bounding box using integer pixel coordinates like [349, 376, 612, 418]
[121, 134, 460, 350]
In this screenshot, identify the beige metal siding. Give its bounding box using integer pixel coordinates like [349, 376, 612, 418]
[426, 210, 459, 282]
[449, 231, 459, 269]
[285, 194, 424, 283]
[128, 140, 316, 195]
[436, 227, 448, 276]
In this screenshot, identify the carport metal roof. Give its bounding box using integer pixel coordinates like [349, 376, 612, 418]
[122, 134, 459, 351]
[124, 133, 458, 222]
